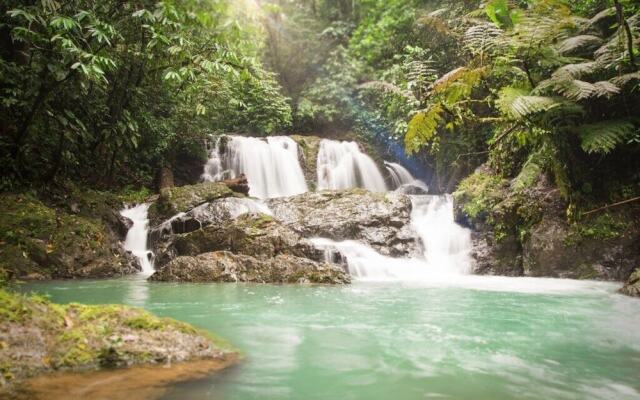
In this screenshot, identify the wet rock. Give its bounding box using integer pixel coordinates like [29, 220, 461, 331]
[455, 165, 640, 280]
[148, 182, 236, 225]
[267, 189, 419, 257]
[150, 251, 349, 284]
[154, 213, 323, 268]
[620, 269, 640, 297]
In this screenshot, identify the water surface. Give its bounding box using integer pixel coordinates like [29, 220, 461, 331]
[22, 277, 640, 400]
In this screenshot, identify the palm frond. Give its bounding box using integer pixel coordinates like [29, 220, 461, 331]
[404, 105, 444, 154]
[578, 119, 638, 154]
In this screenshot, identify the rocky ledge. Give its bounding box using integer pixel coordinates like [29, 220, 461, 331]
[0, 289, 237, 396]
[620, 269, 640, 297]
[267, 189, 419, 257]
[454, 164, 640, 285]
[150, 251, 349, 284]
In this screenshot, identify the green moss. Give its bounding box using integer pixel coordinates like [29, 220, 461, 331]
[565, 212, 630, 246]
[453, 171, 506, 221]
[124, 316, 164, 331]
[150, 182, 234, 221]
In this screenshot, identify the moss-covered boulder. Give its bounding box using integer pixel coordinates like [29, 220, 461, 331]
[620, 269, 640, 297]
[267, 189, 419, 257]
[0, 194, 139, 280]
[150, 251, 349, 284]
[0, 289, 236, 394]
[148, 182, 235, 224]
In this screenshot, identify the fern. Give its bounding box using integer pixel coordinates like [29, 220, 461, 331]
[497, 87, 567, 120]
[464, 23, 503, 56]
[358, 81, 414, 100]
[556, 79, 620, 100]
[404, 105, 444, 154]
[556, 35, 603, 56]
[611, 72, 640, 87]
[553, 62, 598, 79]
[578, 119, 638, 154]
[431, 67, 486, 96]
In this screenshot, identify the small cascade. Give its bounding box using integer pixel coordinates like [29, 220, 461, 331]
[385, 162, 415, 188]
[120, 204, 154, 275]
[385, 161, 430, 194]
[316, 140, 387, 192]
[202, 136, 308, 199]
[312, 195, 473, 281]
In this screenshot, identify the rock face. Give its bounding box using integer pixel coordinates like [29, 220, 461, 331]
[0, 289, 237, 394]
[150, 251, 349, 284]
[267, 189, 419, 257]
[148, 181, 235, 224]
[0, 193, 140, 280]
[454, 165, 640, 281]
[620, 269, 640, 297]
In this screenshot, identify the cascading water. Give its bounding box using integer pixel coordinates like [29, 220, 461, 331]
[316, 140, 387, 192]
[385, 161, 415, 188]
[202, 136, 308, 199]
[120, 204, 154, 275]
[312, 195, 473, 281]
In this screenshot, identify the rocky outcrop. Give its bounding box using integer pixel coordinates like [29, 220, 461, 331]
[620, 269, 640, 297]
[0, 289, 237, 395]
[0, 193, 140, 280]
[454, 165, 640, 281]
[150, 251, 349, 284]
[267, 189, 419, 257]
[148, 181, 236, 225]
[153, 213, 324, 268]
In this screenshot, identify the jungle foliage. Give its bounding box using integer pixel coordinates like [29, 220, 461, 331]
[261, 0, 639, 204]
[0, 0, 291, 189]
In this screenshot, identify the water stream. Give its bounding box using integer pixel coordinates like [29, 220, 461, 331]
[120, 204, 154, 275]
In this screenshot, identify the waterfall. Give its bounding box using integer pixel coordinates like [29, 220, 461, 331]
[202, 136, 308, 199]
[312, 195, 473, 281]
[316, 140, 387, 192]
[385, 162, 415, 188]
[120, 204, 154, 275]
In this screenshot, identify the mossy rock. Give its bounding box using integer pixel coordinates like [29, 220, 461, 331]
[0, 193, 137, 279]
[0, 289, 236, 391]
[148, 182, 235, 224]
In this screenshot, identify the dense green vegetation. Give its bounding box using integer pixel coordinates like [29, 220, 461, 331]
[1, 0, 638, 216]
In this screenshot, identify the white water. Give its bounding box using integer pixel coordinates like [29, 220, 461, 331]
[317, 140, 387, 192]
[385, 161, 415, 188]
[120, 204, 154, 275]
[202, 136, 308, 199]
[313, 195, 473, 281]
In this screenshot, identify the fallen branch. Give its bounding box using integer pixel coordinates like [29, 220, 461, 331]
[582, 196, 640, 216]
[489, 124, 520, 148]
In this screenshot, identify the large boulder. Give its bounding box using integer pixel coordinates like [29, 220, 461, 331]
[150, 251, 349, 284]
[267, 189, 419, 257]
[154, 213, 324, 269]
[148, 182, 235, 225]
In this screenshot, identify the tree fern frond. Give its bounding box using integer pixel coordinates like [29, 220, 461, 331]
[589, 7, 617, 27]
[431, 67, 486, 96]
[557, 35, 603, 56]
[578, 119, 638, 154]
[611, 72, 640, 87]
[555, 79, 620, 100]
[464, 23, 503, 56]
[404, 105, 444, 154]
[358, 81, 414, 100]
[553, 62, 598, 79]
[497, 87, 567, 120]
